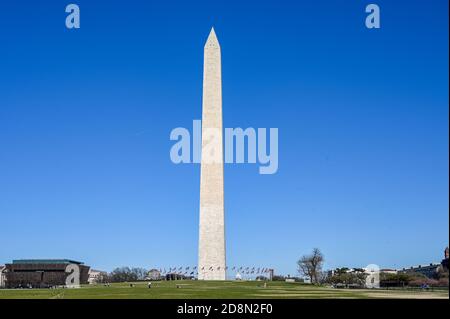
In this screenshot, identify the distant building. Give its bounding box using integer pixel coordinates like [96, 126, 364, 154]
[147, 269, 161, 281]
[441, 247, 449, 271]
[0, 266, 6, 288]
[398, 247, 449, 278]
[165, 273, 187, 280]
[285, 278, 295, 283]
[5, 259, 90, 288]
[88, 269, 108, 284]
[267, 269, 274, 281]
[399, 263, 440, 278]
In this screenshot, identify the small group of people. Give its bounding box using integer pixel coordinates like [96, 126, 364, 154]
[126, 282, 152, 288]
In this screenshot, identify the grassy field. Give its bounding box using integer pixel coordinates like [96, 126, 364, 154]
[0, 281, 448, 299]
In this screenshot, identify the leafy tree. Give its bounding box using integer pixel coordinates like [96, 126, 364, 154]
[352, 268, 365, 273]
[328, 272, 367, 287]
[380, 272, 418, 287]
[334, 268, 350, 276]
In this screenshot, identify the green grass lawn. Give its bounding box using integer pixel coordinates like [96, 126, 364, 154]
[0, 281, 448, 299]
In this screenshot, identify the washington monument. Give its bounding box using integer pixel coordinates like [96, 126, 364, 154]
[198, 28, 226, 280]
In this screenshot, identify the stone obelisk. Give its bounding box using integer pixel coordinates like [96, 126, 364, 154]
[198, 28, 226, 280]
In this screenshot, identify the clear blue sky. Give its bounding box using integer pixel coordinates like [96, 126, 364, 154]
[0, 1, 448, 275]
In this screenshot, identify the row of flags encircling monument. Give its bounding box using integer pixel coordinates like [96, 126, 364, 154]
[157, 266, 272, 276]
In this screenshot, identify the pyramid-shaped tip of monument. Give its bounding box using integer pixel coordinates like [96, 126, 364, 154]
[205, 27, 220, 48]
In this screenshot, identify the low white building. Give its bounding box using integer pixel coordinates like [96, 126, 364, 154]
[0, 266, 6, 288]
[147, 269, 162, 281]
[88, 269, 107, 284]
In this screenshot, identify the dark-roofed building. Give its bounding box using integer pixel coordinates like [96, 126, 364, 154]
[442, 247, 449, 271]
[399, 263, 440, 278]
[5, 259, 90, 288]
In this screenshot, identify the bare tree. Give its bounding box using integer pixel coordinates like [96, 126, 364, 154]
[297, 248, 324, 284]
[131, 267, 148, 281]
[297, 256, 314, 283]
[109, 267, 148, 282]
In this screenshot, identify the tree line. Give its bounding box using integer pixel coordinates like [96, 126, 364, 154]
[297, 248, 449, 288]
[95, 267, 148, 283]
